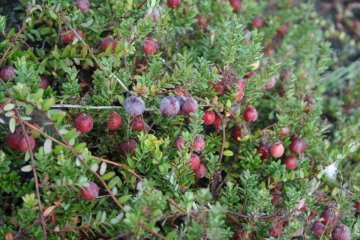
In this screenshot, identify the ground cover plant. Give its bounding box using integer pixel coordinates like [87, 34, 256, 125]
[0, 0, 359, 239]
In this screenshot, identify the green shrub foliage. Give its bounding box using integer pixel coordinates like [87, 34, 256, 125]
[0, 0, 359, 239]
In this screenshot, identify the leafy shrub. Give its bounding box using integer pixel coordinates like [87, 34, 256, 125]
[0, 0, 359, 239]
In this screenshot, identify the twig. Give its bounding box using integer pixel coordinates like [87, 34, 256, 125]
[0, 79, 48, 239]
[138, 222, 166, 240]
[53, 104, 122, 110]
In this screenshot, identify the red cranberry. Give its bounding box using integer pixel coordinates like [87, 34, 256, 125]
[190, 154, 200, 171]
[0, 66, 15, 82]
[312, 221, 325, 238]
[270, 142, 284, 158]
[193, 136, 205, 151]
[270, 182, 283, 195]
[264, 77, 276, 89]
[229, 0, 241, 11]
[175, 137, 185, 151]
[75, 0, 90, 14]
[203, 111, 216, 125]
[243, 107, 258, 123]
[283, 156, 297, 170]
[195, 164, 206, 179]
[258, 143, 271, 160]
[252, 18, 263, 29]
[124, 96, 145, 117]
[321, 206, 338, 226]
[74, 114, 93, 134]
[107, 112, 122, 131]
[279, 126, 290, 137]
[59, 29, 75, 44]
[39, 77, 49, 89]
[355, 202, 360, 212]
[130, 117, 144, 132]
[143, 38, 157, 55]
[181, 98, 199, 115]
[160, 96, 180, 117]
[332, 223, 351, 240]
[290, 137, 307, 155]
[167, 0, 181, 9]
[6, 131, 21, 150]
[119, 139, 137, 156]
[269, 222, 283, 237]
[17, 135, 36, 153]
[80, 182, 99, 201]
[277, 25, 288, 36]
[102, 38, 117, 52]
[212, 115, 222, 130]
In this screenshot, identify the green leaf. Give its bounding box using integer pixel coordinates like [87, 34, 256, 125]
[118, 194, 131, 204]
[9, 117, 16, 133]
[223, 150, 234, 157]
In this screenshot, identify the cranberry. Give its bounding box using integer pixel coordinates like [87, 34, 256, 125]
[190, 154, 200, 171]
[181, 98, 199, 115]
[119, 139, 137, 156]
[6, 131, 21, 150]
[321, 206, 338, 226]
[243, 107, 258, 123]
[193, 135, 205, 151]
[279, 126, 290, 137]
[203, 111, 216, 125]
[167, 0, 181, 9]
[74, 114, 93, 134]
[124, 96, 145, 117]
[290, 137, 307, 155]
[0, 66, 15, 82]
[143, 38, 157, 55]
[229, 0, 241, 11]
[332, 223, 351, 240]
[194, 164, 206, 179]
[252, 18, 263, 29]
[212, 115, 222, 130]
[312, 221, 325, 238]
[102, 38, 117, 52]
[160, 96, 180, 117]
[107, 112, 122, 131]
[283, 156, 297, 170]
[39, 76, 49, 89]
[130, 117, 144, 132]
[277, 25, 288, 36]
[75, 0, 90, 14]
[80, 182, 99, 201]
[17, 135, 36, 153]
[258, 143, 271, 160]
[270, 142, 284, 158]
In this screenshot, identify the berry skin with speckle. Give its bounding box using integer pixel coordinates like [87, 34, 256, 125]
[332, 223, 351, 240]
[190, 154, 200, 171]
[107, 112, 122, 131]
[75, 0, 90, 14]
[193, 136, 205, 151]
[17, 135, 36, 153]
[6, 131, 21, 150]
[102, 38, 117, 52]
[312, 221, 325, 238]
[80, 182, 99, 201]
[119, 139, 137, 156]
[290, 137, 307, 155]
[0, 66, 15, 82]
[270, 142, 284, 158]
[143, 38, 157, 55]
[243, 107, 258, 123]
[181, 98, 199, 115]
[195, 164, 206, 179]
[283, 156, 297, 170]
[160, 97, 180, 117]
[252, 18, 263, 29]
[124, 96, 145, 117]
[203, 111, 216, 125]
[74, 114, 94, 134]
[229, 0, 241, 11]
[130, 117, 144, 132]
[167, 0, 181, 9]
